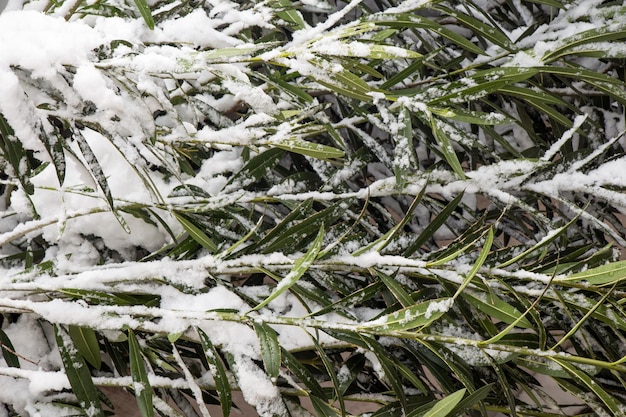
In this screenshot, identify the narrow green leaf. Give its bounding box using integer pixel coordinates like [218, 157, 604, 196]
[498, 85, 567, 105]
[198, 328, 232, 416]
[551, 359, 621, 414]
[355, 186, 426, 256]
[281, 348, 327, 400]
[225, 148, 284, 191]
[0, 330, 19, 368]
[361, 298, 452, 332]
[430, 107, 512, 125]
[68, 325, 102, 370]
[375, 269, 413, 308]
[370, 14, 485, 55]
[54, 325, 104, 417]
[427, 67, 538, 105]
[544, 27, 626, 62]
[74, 128, 130, 232]
[438, 6, 513, 49]
[453, 228, 493, 299]
[430, 116, 466, 179]
[132, 0, 154, 29]
[309, 334, 345, 416]
[462, 292, 533, 329]
[252, 322, 281, 380]
[272, 138, 345, 159]
[423, 388, 466, 417]
[275, 0, 306, 29]
[361, 335, 406, 408]
[173, 212, 218, 253]
[310, 395, 341, 417]
[404, 192, 465, 256]
[557, 260, 626, 285]
[254, 225, 324, 310]
[498, 214, 581, 268]
[127, 328, 154, 417]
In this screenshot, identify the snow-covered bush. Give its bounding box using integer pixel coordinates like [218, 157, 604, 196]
[1, 0, 626, 415]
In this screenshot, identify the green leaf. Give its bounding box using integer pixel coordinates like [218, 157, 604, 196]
[272, 138, 345, 159]
[437, 6, 513, 50]
[361, 298, 452, 332]
[281, 348, 327, 400]
[68, 325, 102, 370]
[54, 325, 104, 417]
[557, 260, 626, 285]
[452, 228, 493, 299]
[427, 67, 538, 105]
[430, 116, 467, 179]
[252, 322, 281, 380]
[198, 328, 232, 416]
[430, 107, 512, 125]
[462, 292, 533, 329]
[0, 330, 19, 368]
[132, 0, 154, 29]
[375, 269, 413, 308]
[254, 225, 324, 310]
[544, 26, 626, 62]
[404, 192, 465, 256]
[551, 359, 621, 414]
[127, 328, 154, 417]
[74, 128, 130, 232]
[173, 212, 218, 253]
[423, 388, 466, 417]
[275, 0, 306, 29]
[225, 148, 284, 191]
[370, 14, 485, 55]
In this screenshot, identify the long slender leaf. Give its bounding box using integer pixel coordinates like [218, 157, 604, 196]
[54, 325, 104, 417]
[254, 225, 324, 310]
[198, 327, 232, 416]
[127, 328, 154, 417]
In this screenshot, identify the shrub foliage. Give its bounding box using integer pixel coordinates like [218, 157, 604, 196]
[1, 0, 626, 416]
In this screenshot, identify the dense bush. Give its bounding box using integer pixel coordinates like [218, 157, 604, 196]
[1, 0, 626, 415]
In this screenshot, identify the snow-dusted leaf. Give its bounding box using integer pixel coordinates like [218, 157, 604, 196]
[69, 325, 102, 370]
[427, 67, 538, 105]
[253, 225, 324, 310]
[55, 325, 105, 417]
[253, 322, 281, 380]
[272, 138, 344, 160]
[430, 116, 466, 179]
[361, 298, 452, 332]
[127, 328, 154, 417]
[371, 14, 485, 55]
[423, 388, 466, 417]
[544, 26, 626, 62]
[198, 328, 231, 417]
[393, 105, 414, 189]
[430, 107, 513, 125]
[0, 113, 33, 194]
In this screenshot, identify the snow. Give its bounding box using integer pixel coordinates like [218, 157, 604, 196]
[0, 0, 625, 415]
